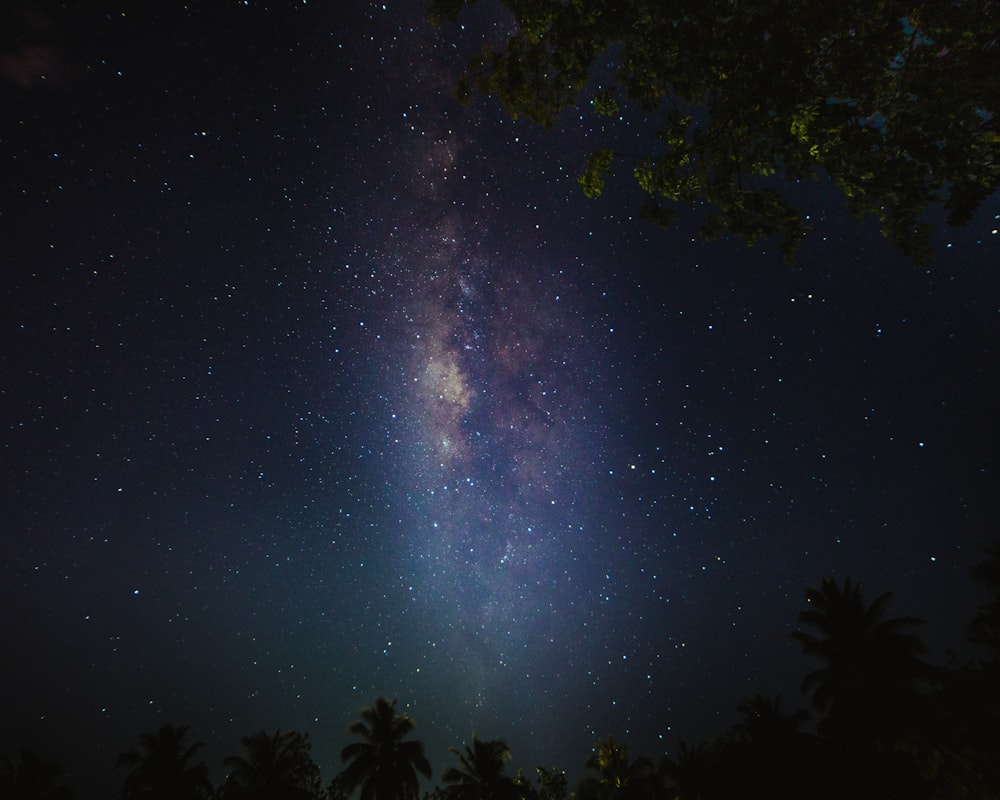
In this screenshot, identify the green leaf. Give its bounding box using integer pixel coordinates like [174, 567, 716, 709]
[578, 149, 615, 198]
[593, 91, 620, 117]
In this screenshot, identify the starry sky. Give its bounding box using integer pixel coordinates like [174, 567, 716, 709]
[2, 2, 999, 798]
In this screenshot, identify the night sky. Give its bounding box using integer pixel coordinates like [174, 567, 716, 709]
[2, 2, 998, 798]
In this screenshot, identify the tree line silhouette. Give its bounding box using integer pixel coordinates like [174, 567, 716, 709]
[4, 547, 1000, 800]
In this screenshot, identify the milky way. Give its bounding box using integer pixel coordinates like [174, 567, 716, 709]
[357, 113, 615, 732]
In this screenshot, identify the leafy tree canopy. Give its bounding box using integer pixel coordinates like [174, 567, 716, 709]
[431, 0, 1000, 264]
[532, 767, 567, 800]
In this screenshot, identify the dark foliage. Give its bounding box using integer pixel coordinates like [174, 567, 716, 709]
[339, 696, 433, 800]
[8, 546, 1000, 800]
[219, 729, 323, 800]
[116, 724, 212, 800]
[431, 0, 1000, 263]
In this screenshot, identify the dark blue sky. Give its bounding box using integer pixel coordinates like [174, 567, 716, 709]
[2, 2, 998, 798]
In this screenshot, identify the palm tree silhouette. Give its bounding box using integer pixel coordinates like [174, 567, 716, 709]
[116, 723, 212, 800]
[338, 697, 432, 800]
[0, 748, 75, 800]
[729, 695, 823, 800]
[791, 577, 933, 745]
[441, 734, 519, 800]
[731, 694, 810, 745]
[660, 741, 721, 800]
[969, 544, 1000, 656]
[219, 729, 322, 800]
[576, 737, 651, 800]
